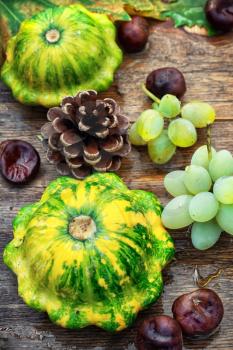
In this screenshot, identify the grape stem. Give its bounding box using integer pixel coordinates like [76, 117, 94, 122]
[206, 124, 212, 160]
[142, 84, 161, 104]
[193, 266, 223, 288]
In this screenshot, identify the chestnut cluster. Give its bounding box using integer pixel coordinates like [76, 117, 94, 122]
[117, 2, 233, 51]
[136, 288, 224, 350]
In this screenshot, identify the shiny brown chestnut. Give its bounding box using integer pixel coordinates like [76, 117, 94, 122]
[172, 288, 224, 339]
[136, 315, 183, 350]
[0, 140, 40, 184]
[117, 16, 149, 53]
[205, 0, 233, 32]
[146, 67, 186, 99]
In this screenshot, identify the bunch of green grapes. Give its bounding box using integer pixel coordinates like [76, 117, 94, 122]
[162, 145, 233, 250]
[129, 88, 216, 164]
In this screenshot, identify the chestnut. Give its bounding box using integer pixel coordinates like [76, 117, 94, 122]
[172, 288, 224, 339]
[117, 16, 149, 53]
[205, 0, 233, 32]
[0, 140, 40, 184]
[146, 67, 186, 99]
[136, 315, 183, 350]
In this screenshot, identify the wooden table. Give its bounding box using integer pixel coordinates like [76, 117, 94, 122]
[1, 21, 233, 349]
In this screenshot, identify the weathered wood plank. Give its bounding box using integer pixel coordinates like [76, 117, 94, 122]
[1, 22, 233, 349]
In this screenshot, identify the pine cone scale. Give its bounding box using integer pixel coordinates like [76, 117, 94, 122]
[113, 139, 131, 157]
[47, 107, 67, 122]
[109, 115, 129, 135]
[56, 162, 70, 176]
[72, 165, 92, 179]
[95, 127, 109, 139]
[101, 135, 123, 153]
[103, 98, 117, 115]
[60, 130, 83, 147]
[41, 122, 54, 139]
[47, 149, 64, 164]
[83, 139, 100, 160]
[93, 154, 112, 172]
[67, 156, 83, 169]
[78, 120, 91, 132]
[63, 143, 83, 159]
[48, 133, 62, 151]
[109, 157, 122, 171]
[52, 117, 74, 134]
[84, 155, 102, 166]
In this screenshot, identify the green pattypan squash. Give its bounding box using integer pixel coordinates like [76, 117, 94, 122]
[1, 5, 122, 107]
[4, 173, 174, 331]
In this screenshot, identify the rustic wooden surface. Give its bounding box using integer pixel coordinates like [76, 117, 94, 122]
[1, 21, 233, 349]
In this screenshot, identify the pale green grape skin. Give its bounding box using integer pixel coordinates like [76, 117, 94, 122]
[189, 192, 219, 222]
[216, 203, 233, 235]
[152, 102, 159, 111]
[136, 109, 164, 142]
[213, 176, 233, 204]
[209, 150, 233, 181]
[191, 145, 216, 169]
[164, 170, 190, 197]
[191, 220, 222, 250]
[148, 130, 176, 164]
[161, 195, 194, 229]
[129, 123, 147, 146]
[181, 101, 215, 128]
[184, 165, 212, 194]
[158, 94, 181, 119]
[168, 119, 197, 148]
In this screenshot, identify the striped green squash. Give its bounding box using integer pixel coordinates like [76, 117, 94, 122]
[4, 173, 174, 332]
[0, 5, 122, 107]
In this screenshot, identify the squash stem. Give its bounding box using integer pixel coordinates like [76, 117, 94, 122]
[69, 215, 96, 241]
[45, 29, 61, 43]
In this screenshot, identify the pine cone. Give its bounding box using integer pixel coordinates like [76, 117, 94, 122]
[41, 90, 131, 179]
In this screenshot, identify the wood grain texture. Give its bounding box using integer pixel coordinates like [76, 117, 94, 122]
[1, 21, 233, 349]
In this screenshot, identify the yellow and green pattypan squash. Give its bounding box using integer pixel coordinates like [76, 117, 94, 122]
[4, 173, 174, 332]
[0, 5, 122, 108]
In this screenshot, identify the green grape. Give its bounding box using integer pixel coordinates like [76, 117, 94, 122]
[191, 220, 222, 250]
[148, 130, 176, 164]
[216, 203, 233, 235]
[189, 192, 219, 222]
[158, 94, 181, 118]
[191, 145, 216, 169]
[184, 165, 212, 194]
[164, 170, 190, 197]
[136, 109, 164, 142]
[209, 150, 233, 181]
[152, 102, 159, 111]
[168, 119, 197, 148]
[161, 195, 194, 229]
[181, 101, 215, 128]
[213, 176, 233, 204]
[128, 122, 147, 146]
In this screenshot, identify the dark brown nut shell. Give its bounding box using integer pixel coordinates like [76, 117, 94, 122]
[205, 0, 233, 32]
[146, 67, 186, 99]
[0, 140, 40, 184]
[117, 16, 149, 53]
[136, 315, 183, 350]
[172, 288, 224, 339]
